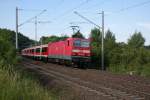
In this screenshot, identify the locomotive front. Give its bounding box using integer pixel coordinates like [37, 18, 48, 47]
[71, 38, 91, 67]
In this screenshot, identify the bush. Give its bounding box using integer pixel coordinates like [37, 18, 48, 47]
[108, 64, 127, 74]
[0, 68, 56, 100]
[0, 29, 57, 100]
[0, 36, 17, 69]
[141, 63, 150, 77]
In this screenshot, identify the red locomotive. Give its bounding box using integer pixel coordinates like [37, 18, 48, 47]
[22, 38, 91, 67]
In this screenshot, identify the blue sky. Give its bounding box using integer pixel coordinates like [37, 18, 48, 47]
[0, 0, 150, 45]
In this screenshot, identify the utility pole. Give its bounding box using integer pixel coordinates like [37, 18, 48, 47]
[35, 16, 37, 46]
[33, 20, 51, 60]
[101, 11, 104, 70]
[31, 19, 51, 46]
[16, 7, 18, 50]
[16, 8, 46, 49]
[74, 11, 105, 70]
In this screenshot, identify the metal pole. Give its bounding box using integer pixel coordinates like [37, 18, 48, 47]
[74, 11, 104, 70]
[40, 37, 42, 60]
[34, 16, 37, 58]
[16, 7, 18, 49]
[101, 11, 104, 70]
[35, 16, 37, 46]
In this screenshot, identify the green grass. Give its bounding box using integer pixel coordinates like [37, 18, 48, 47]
[108, 64, 150, 77]
[141, 65, 150, 77]
[0, 68, 57, 100]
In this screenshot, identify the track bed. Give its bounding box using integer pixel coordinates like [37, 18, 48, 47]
[21, 58, 150, 100]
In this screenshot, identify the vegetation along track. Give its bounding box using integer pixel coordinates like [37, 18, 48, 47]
[22, 59, 150, 100]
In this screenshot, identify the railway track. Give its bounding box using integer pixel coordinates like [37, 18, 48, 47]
[21, 60, 149, 100]
[33, 61, 150, 99]
[46, 63, 150, 97]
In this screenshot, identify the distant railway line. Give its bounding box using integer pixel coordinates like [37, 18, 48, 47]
[21, 58, 150, 100]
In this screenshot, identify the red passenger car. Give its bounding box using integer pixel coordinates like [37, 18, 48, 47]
[22, 44, 48, 60]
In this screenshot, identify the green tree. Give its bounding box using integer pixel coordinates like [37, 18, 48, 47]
[59, 35, 69, 41]
[0, 34, 17, 69]
[90, 28, 102, 68]
[40, 35, 59, 44]
[39, 35, 68, 44]
[90, 28, 101, 43]
[104, 30, 117, 66]
[128, 32, 145, 48]
[0, 28, 34, 51]
[72, 31, 84, 39]
[105, 30, 116, 49]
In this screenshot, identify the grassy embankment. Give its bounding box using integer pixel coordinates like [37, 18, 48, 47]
[108, 64, 150, 77]
[0, 63, 57, 100]
[0, 34, 57, 100]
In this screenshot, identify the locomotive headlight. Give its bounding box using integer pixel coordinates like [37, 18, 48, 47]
[82, 50, 90, 53]
[72, 49, 80, 52]
[72, 49, 90, 53]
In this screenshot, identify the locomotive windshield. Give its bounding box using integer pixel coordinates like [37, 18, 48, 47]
[74, 40, 90, 47]
[81, 41, 90, 47]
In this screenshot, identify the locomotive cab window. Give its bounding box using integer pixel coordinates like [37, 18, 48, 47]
[81, 41, 90, 47]
[74, 40, 89, 47]
[74, 40, 81, 47]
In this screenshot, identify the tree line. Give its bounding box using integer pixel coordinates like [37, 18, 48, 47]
[0, 28, 35, 51]
[90, 28, 150, 76]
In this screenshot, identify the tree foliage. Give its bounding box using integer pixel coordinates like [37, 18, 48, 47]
[90, 28, 150, 76]
[0, 33, 17, 68]
[39, 35, 69, 44]
[90, 28, 118, 68]
[104, 30, 117, 66]
[90, 28, 101, 43]
[105, 30, 116, 49]
[128, 32, 145, 48]
[0, 28, 35, 51]
[90, 28, 102, 69]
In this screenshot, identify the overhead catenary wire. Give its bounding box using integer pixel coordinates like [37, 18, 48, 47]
[77, 0, 150, 16]
[18, 10, 46, 27]
[49, 0, 110, 31]
[119, 0, 150, 12]
[70, 21, 90, 25]
[81, 0, 112, 12]
[74, 11, 101, 29]
[44, 0, 94, 34]
[18, 8, 45, 12]
[58, 0, 65, 6]
[110, 0, 150, 15]
[52, 26, 71, 35]
[52, 0, 93, 21]
[51, 0, 65, 13]
[28, 21, 51, 24]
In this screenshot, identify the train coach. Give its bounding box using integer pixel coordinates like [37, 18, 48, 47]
[21, 37, 91, 67]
